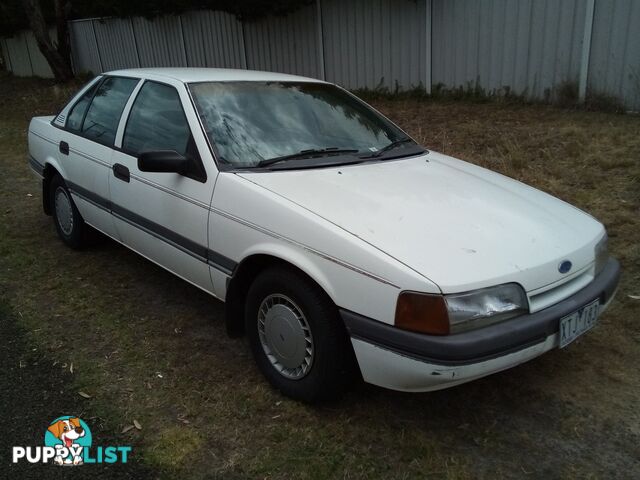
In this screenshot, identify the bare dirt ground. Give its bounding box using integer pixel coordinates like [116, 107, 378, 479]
[1, 74, 639, 479]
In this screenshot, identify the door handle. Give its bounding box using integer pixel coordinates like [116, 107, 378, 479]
[59, 141, 69, 155]
[113, 163, 130, 183]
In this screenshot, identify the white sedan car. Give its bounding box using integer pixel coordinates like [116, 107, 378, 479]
[28, 68, 620, 402]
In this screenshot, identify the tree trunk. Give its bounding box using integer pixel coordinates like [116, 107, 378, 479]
[54, 1, 72, 66]
[21, 0, 73, 82]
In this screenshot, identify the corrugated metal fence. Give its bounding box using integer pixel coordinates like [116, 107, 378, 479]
[2, 0, 639, 109]
[1, 27, 57, 78]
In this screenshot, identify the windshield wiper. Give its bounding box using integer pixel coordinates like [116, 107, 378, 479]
[257, 148, 360, 167]
[366, 137, 416, 158]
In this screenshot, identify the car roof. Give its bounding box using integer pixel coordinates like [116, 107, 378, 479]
[105, 67, 326, 84]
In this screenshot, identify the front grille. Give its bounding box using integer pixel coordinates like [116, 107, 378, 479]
[528, 266, 594, 313]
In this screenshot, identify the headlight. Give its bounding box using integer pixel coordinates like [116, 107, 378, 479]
[445, 283, 528, 333]
[594, 232, 608, 275]
[395, 283, 528, 335]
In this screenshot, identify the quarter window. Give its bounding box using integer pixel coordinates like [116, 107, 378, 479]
[123, 82, 191, 157]
[81, 77, 138, 145]
[66, 82, 98, 131]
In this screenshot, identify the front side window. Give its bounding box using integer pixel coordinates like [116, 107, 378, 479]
[81, 77, 138, 145]
[189, 81, 411, 168]
[123, 82, 191, 157]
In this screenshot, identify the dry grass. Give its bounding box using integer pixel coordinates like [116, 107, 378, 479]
[1, 74, 639, 479]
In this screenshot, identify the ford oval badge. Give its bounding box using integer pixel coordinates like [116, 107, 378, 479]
[558, 260, 572, 274]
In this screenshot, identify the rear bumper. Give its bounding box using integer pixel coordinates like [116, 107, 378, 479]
[28, 155, 45, 178]
[342, 258, 620, 392]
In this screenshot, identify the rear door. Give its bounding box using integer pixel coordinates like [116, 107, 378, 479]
[109, 79, 218, 294]
[58, 76, 140, 238]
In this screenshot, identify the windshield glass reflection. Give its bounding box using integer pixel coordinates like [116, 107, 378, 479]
[189, 81, 405, 167]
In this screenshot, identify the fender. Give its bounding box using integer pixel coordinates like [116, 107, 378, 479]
[222, 241, 338, 337]
[237, 241, 338, 303]
[42, 156, 68, 181]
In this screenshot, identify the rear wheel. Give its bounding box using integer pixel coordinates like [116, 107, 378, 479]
[50, 174, 89, 249]
[245, 266, 357, 403]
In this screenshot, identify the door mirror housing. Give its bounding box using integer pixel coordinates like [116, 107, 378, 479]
[138, 150, 188, 174]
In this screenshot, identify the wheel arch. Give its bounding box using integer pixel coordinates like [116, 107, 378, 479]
[42, 161, 64, 216]
[224, 252, 337, 338]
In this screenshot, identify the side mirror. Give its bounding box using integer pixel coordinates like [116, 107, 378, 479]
[138, 150, 188, 174]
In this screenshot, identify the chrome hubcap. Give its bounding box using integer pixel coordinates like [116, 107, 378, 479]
[258, 294, 314, 380]
[54, 186, 74, 236]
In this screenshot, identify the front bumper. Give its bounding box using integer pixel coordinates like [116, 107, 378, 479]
[342, 258, 620, 392]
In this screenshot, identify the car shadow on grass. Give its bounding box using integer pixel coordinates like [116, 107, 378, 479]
[0, 301, 157, 479]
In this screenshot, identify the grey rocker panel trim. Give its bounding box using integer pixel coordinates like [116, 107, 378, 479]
[66, 180, 236, 275]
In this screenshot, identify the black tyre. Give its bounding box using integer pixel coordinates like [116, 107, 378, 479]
[50, 174, 89, 249]
[245, 266, 357, 403]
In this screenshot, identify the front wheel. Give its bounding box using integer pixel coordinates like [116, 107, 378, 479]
[245, 266, 357, 403]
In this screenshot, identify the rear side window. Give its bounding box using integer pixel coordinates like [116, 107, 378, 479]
[66, 83, 98, 131]
[123, 82, 191, 156]
[81, 77, 138, 145]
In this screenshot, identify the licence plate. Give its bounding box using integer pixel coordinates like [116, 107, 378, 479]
[559, 299, 600, 348]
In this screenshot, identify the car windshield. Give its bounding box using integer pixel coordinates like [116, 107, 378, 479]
[188, 81, 411, 168]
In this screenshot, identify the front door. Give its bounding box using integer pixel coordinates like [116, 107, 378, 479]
[109, 80, 216, 294]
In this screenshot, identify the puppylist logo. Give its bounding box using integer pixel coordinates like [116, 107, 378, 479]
[12, 416, 131, 466]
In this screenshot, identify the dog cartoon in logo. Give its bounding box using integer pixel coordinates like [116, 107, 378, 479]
[47, 417, 85, 465]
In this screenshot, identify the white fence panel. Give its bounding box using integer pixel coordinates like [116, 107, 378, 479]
[588, 0, 640, 110]
[322, 0, 429, 90]
[243, 3, 321, 78]
[432, 0, 586, 100]
[70, 20, 103, 75]
[181, 10, 245, 68]
[93, 18, 140, 71]
[132, 16, 188, 68]
[4, 31, 35, 77]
